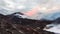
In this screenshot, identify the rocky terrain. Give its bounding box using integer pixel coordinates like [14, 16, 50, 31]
[0, 13, 56, 34]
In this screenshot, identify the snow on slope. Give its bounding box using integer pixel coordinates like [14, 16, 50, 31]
[0, 0, 60, 34]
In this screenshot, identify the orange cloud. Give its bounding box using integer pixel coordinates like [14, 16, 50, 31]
[24, 6, 39, 16]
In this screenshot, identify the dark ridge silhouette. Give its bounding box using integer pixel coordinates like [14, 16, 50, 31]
[54, 17, 60, 23]
[0, 13, 55, 34]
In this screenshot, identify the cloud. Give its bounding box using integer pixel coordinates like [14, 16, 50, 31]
[0, 0, 60, 20]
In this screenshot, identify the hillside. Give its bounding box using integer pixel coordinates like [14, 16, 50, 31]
[0, 14, 55, 34]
